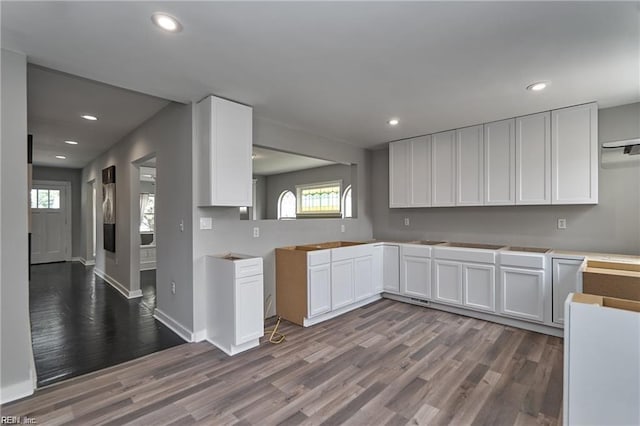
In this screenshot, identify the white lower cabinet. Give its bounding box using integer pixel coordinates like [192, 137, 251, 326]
[552, 257, 584, 325]
[401, 245, 431, 299]
[354, 255, 374, 302]
[463, 263, 495, 312]
[331, 259, 354, 309]
[382, 244, 400, 293]
[500, 267, 545, 322]
[235, 275, 264, 345]
[308, 263, 331, 318]
[433, 260, 463, 305]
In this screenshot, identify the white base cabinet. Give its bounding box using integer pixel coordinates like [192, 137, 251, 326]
[206, 254, 264, 356]
[463, 263, 495, 312]
[552, 258, 584, 324]
[500, 267, 545, 322]
[400, 245, 431, 299]
[380, 244, 400, 294]
[433, 260, 464, 305]
[308, 262, 331, 318]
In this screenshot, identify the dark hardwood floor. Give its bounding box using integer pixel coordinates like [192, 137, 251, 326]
[6, 298, 563, 425]
[28, 262, 185, 387]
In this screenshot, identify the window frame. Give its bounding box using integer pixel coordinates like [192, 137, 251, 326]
[295, 180, 343, 217]
[342, 185, 352, 219]
[277, 190, 296, 220]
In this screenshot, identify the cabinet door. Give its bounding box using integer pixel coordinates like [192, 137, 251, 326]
[456, 125, 484, 206]
[308, 263, 331, 318]
[433, 260, 463, 305]
[431, 130, 457, 207]
[382, 245, 400, 293]
[354, 255, 374, 302]
[373, 245, 383, 293]
[463, 263, 495, 312]
[402, 255, 431, 299]
[410, 136, 432, 207]
[389, 140, 409, 208]
[234, 275, 264, 345]
[500, 267, 544, 322]
[552, 258, 583, 324]
[331, 259, 354, 309]
[516, 112, 551, 205]
[552, 103, 598, 204]
[484, 119, 516, 205]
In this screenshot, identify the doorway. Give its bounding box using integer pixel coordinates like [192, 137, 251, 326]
[137, 157, 157, 310]
[30, 180, 71, 264]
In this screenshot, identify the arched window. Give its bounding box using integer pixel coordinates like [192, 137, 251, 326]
[278, 190, 296, 219]
[342, 185, 352, 218]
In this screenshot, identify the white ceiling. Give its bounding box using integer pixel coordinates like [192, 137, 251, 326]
[3, 2, 639, 150]
[252, 146, 336, 176]
[27, 65, 170, 168]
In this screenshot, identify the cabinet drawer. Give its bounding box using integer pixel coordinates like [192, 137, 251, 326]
[308, 250, 331, 266]
[433, 247, 496, 263]
[331, 244, 374, 262]
[401, 244, 432, 257]
[500, 252, 545, 269]
[235, 258, 263, 278]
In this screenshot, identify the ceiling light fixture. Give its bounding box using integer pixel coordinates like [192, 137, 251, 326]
[526, 81, 550, 92]
[388, 118, 399, 126]
[55, 155, 66, 159]
[81, 114, 98, 121]
[64, 140, 78, 145]
[151, 12, 182, 33]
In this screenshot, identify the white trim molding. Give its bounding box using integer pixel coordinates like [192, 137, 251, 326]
[154, 308, 193, 342]
[94, 268, 142, 299]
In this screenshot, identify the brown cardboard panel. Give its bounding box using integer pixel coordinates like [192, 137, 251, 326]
[583, 268, 640, 302]
[572, 293, 640, 313]
[275, 248, 308, 326]
[587, 260, 640, 273]
[572, 293, 603, 305]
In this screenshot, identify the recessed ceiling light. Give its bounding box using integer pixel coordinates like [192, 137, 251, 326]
[388, 118, 399, 126]
[55, 155, 66, 159]
[81, 114, 98, 121]
[64, 140, 78, 145]
[151, 12, 182, 33]
[526, 81, 550, 92]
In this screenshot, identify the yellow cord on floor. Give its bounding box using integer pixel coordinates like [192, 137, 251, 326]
[264, 295, 286, 344]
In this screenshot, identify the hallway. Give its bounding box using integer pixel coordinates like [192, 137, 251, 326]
[29, 262, 185, 387]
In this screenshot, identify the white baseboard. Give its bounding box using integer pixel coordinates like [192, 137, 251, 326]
[192, 330, 207, 342]
[154, 308, 193, 342]
[74, 257, 95, 266]
[85, 259, 96, 266]
[94, 268, 143, 299]
[140, 261, 156, 271]
[0, 378, 34, 404]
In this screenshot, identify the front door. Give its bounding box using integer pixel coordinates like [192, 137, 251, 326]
[31, 181, 70, 264]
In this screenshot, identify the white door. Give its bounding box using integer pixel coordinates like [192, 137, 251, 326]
[431, 130, 457, 206]
[308, 263, 331, 317]
[484, 119, 516, 205]
[389, 140, 409, 207]
[552, 258, 583, 324]
[516, 112, 551, 205]
[433, 259, 463, 306]
[410, 136, 432, 207]
[382, 245, 400, 293]
[551, 103, 598, 204]
[463, 263, 495, 312]
[331, 259, 354, 309]
[234, 275, 264, 345]
[354, 255, 374, 302]
[456, 125, 484, 206]
[402, 255, 431, 299]
[500, 267, 545, 322]
[31, 181, 71, 264]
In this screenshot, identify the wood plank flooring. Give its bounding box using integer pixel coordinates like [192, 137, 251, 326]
[29, 262, 185, 387]
[3, 299, 564, 425]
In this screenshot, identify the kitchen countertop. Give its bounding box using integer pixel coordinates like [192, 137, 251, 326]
[550, 250, 640, 265]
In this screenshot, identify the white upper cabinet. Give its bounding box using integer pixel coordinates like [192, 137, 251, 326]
[552, 103, 598, 204]
[515, 112, 551, 205]
[197, 95, 253, 207]
[484, 119, 516, 205]
[389, 137, 431, 208]
[431, 130, 457, 207]
[456, 125, 484, 206]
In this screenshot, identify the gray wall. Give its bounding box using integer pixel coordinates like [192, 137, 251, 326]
[140, 180, 155, 194]
[263, 163, 353, 219]
[371, 102, 640, 255]
[1, 49, 35, 402]
[81, 103, 193, 330]
[32, 166, 82, 258]
[192, 116, 374, 336]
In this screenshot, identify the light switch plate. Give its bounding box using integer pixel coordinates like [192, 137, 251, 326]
[253, 227, 260, 238]
[404, 217, 410, 226]
[558, 218, 567, 229]
[200, 217, 213, 230]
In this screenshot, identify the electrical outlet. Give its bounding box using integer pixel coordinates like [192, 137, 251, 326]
[253, 227, 260, 238]
[200, 217, 213, 230]
[558, 218, 567, 229]
[341, 224, 346, 233]
[171, 281, 176, 295]
[404, 217, 410, 226]
[179, 219, 184, 232]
